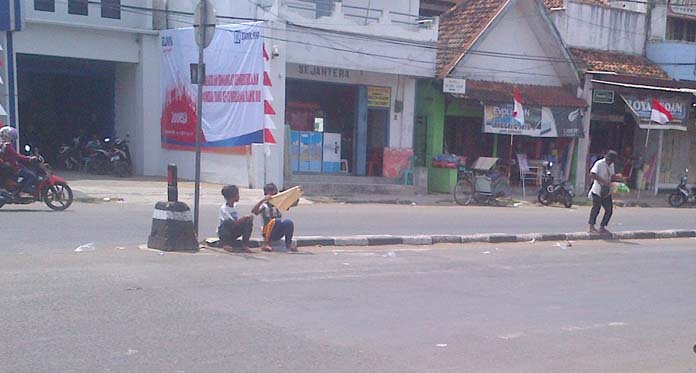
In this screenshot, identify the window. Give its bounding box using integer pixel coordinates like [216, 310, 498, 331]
[101, 0, 121, 19]
[667, 17, 696, 42]
[315, 0, 335, 18]
[68, 0, 88, 15]
[34, 0, 55, 12]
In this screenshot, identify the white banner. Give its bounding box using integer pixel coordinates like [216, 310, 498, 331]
[160, 22, 265, 151]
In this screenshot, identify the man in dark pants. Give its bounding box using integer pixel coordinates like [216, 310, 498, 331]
[588, 150, 621, 234]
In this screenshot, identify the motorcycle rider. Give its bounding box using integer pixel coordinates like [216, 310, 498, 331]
[0, 127, 39, 197]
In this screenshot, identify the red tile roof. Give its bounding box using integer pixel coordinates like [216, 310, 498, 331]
[544, 0, 609, 9]
[436, 0, 508, 78]
[570, 48, 670, 80]
[456, 80, 587, 107]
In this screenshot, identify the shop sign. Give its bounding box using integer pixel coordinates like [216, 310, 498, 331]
[443, 78, 466, 94]
[620, 95, 688, 130]
[670, 0, 696, 19]
[367, 86, 391, 108]
[592, 90, 614, 104]
[483, 104, 584, 138]
[297, 64, 351, 80]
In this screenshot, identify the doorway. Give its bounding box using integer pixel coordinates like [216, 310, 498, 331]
[366, 109, 389, 176]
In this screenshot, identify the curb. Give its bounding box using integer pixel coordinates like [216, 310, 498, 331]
[245, 229, 696, 248]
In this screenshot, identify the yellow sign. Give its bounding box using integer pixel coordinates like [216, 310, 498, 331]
[367, 86, 391, 108]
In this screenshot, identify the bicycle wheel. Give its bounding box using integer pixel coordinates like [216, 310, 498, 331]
[492, 177, 512, 206]
[453, 179, 475, 206]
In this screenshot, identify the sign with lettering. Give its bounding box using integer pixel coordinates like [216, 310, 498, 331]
[670, 0, 696, 19]
[367, 86, 391, 108]
[297, 64, 351, 80]
[621, 95, 689, 130]
[443, 78, 466, 94]
[592, 90, 614, 104]
[483, 104, 584, 138]
[160, 22, 266, 151]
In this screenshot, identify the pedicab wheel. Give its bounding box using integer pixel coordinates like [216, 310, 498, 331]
[668, 192, 686, 208]
[43, 182, 74, 211]
[492, 178, 512, 207]
[453, 180, 474, 206]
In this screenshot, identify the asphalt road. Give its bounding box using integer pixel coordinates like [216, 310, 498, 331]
[1, 239, 695, 372]
[1, 200, 694, 252]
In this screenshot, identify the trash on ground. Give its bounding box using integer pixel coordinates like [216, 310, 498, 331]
[383, 251, 396, 258]
[103, 197, 111, 202]
[125, 287, 143, 291]
[116, 246, 125, 250]
[411, 202, 417, 206]
[158, 252, 164, 256]
[75, 242, 96, 252]
[495, 248, 503, 252]
[513, 203, 523, 207]
[343, 263, 350, 266]
[482, 251, 491, 254]
[529, 238, 536, 243]
[436, 344, 448, 347]
[554, 242, 568, 250]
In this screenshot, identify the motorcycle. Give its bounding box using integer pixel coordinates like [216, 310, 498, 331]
[537, 161, 574, 208]
[668, 169, 695, 208]
[0, 145, 74, 211]
[109, 137, 133, 178]
[83, 137, 132, 177]
[56, 141, 81, 171]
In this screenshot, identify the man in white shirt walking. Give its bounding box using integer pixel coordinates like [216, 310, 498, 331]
[588, 150, 621, 234]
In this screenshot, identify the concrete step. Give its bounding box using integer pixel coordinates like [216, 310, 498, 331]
[286, 180, 416, 196]
[286, 174, 402, 185]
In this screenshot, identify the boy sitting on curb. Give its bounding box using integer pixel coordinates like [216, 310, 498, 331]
[218, 185, 254, 252]
[252, 183, 298, 252]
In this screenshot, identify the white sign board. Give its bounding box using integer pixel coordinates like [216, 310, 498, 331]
[443, 78, 466, 94]
[160, 22, 266, 150]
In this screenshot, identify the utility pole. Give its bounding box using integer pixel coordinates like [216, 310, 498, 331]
[193, 0, 216, 236]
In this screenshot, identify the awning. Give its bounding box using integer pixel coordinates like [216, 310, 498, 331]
[592, 78, 696, 95]
[451, 80, 586, 138]
[620, 94, 689, 131]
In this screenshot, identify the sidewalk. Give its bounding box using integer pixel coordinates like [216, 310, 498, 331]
[66, 173, 670, 208]
[308, 186, 670, 208]
[65, 172, 269, 205]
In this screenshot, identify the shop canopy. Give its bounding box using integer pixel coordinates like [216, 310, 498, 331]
[452, 80, 588, 138]
[591, 76, 696, 132]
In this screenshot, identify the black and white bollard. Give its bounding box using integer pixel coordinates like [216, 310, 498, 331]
[147, 165, 198, 251]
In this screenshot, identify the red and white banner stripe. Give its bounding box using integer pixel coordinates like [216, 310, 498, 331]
[263, 44, 276, 144]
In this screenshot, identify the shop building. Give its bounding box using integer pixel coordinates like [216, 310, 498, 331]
[279, 0, 438, 193]
[418, 0, 586, 193]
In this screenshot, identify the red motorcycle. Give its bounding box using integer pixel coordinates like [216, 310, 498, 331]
[0, 145, 74, 211]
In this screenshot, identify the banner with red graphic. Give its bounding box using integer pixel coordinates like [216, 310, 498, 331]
[160, 22, 266, 151]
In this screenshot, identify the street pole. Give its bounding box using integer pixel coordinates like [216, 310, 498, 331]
[193, 0, 208, 236]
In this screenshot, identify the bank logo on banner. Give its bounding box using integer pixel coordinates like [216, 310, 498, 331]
[160, 22, 266, 152]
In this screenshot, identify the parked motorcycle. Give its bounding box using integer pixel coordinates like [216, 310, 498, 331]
[84, 137, 132, 177]
[0, 145, 74, 211]
[56, 142, 81, 171]
[537, 161, 574, 208]
[668, 169, 695, 207]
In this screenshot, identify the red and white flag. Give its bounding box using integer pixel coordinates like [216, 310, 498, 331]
[512, 87, 524, 125]
[650, 99, 673, 125]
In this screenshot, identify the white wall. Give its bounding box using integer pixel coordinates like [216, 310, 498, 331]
[287, 63, 415, 149]
[13, 23, 143, 63]
[648, 3, 668, 41]
[114, 63, 142, 173]
[550, 1, 646, 54]
[22, 0, 154, 31]
[452, 0, 575, 86]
